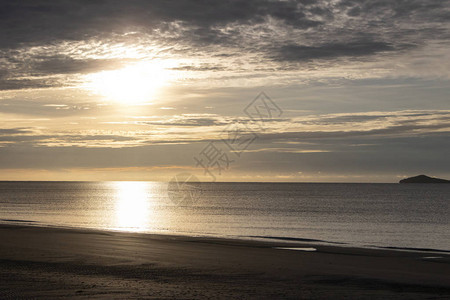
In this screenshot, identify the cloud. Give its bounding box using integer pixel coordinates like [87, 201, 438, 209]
[0, 132, 140, 148]
[170, 64, 227, 72]
[1, 0, 449, 90]
[30, 56, 133, 75]
[0, 99, 98, 116]
[273, 40, 396, 62]
[0, 128, 34, 135]
[0, 0, 323, 49]
[0, 77, 63, 91]
[1, 109, 448, 149]
[258, 110, 450, 141]
[0, 109, 448, 180]
[237, 148, 330, 153]
[138, 114, 232, 127]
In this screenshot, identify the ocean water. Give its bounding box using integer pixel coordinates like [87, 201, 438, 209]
[0, 181, 449, 251]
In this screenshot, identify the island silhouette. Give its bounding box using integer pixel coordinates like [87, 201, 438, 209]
[399, 174, 450, 183]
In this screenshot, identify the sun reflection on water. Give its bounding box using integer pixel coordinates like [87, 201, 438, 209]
[113, 181, 155, 231]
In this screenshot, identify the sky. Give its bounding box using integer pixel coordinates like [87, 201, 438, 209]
[0, 0, 449, 182]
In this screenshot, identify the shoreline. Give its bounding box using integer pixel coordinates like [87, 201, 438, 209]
[1, 224, 449, 299]
[2, 220, 449, 255]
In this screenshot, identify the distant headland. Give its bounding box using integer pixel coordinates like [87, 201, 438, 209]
[399, 175, 450, 183]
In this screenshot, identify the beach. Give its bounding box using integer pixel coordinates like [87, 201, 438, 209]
[0, 224, 449, 299]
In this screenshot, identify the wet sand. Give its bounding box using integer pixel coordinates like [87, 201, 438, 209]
[0, 224, 449, 299]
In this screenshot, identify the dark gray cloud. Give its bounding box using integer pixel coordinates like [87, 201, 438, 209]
[0, 78, 67, 91]
[0, 133, 138, 144]
[338, 0, 450, 21]
[0, 99, 101, 116]
[259, 124, 450, 142]
[140, 116, 231, 127]
[274, 40, 396, 62]
[301, 114, 387, 125]
[0, 128, 34, 135]
[30, 56, 134, 75]
[0, 0, 323, 49]
[170, 64, 227, 72]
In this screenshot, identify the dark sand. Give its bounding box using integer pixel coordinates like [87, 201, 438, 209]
[0, 225, 449, 299]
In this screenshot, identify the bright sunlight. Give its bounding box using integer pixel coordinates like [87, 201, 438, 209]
[85, 60, 177, 105]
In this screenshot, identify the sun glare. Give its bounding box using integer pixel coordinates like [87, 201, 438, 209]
[114, 181, 153, 231]
[86, 60, 175, 104]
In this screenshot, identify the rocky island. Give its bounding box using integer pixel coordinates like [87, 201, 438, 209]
[399, 174, 450, 183]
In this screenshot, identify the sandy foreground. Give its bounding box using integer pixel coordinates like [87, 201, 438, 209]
[0, 225, 449, 299]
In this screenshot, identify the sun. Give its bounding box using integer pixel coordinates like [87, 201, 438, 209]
[85, 60, 175, 104]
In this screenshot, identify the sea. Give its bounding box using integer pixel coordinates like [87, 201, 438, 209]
[0, 181, 449, 252]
